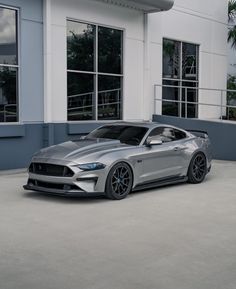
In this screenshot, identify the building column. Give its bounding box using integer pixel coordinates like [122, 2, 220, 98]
[143, 13, 152, 121]
[43, 0, 52, 123]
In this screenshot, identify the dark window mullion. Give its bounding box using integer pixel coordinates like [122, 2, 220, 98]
[95, 25, 98, 120]
[15, 11, 18, 66]
[180, 42, 183, 118]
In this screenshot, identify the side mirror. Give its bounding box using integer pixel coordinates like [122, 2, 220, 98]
[146, 138, 163, 147]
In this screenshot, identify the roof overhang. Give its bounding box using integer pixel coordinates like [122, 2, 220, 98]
[94, 0, 174, 13]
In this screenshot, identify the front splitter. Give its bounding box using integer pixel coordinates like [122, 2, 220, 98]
[23, 184, 104, 198]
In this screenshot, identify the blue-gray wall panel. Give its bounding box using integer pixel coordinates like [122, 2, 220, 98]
[20, 19, 44, 122]
[0, 125, 25, 138]
[153, 115, 236, 161]
[0, 124, 43, 170]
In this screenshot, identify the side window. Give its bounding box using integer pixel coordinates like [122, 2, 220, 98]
[148, 127, 186, 143]
[160, 127, 175, 142]
[148, 127, 175, 143]
[174, 129, 186, 140]
[149, 127, 164, 138]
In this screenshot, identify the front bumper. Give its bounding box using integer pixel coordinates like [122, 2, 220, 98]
[23, 158, 108, 196]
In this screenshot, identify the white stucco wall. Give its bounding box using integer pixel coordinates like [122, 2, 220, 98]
[49, 0, 145, 122]
[48, 0, 228, 123]
[148, 0, 228, 120]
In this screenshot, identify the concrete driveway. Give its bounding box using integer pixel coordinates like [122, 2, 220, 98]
[0, 160, 236, 289]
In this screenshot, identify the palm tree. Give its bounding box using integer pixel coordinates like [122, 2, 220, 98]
[227, 1, 236, 120]
[228, 0, 236, 48]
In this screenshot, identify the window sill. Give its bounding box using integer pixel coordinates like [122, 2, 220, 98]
[0, 124, 25, 138]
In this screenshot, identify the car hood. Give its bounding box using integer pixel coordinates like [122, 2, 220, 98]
[33, 138, 131, 162]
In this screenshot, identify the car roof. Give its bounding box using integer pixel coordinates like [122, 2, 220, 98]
[105, 121, 158, 129]
[106, 121, 183, 129]
[103, 122, 189, 134]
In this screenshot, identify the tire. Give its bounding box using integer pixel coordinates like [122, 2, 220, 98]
[188, 152, 207, 184]
[105, 162, 133, 200]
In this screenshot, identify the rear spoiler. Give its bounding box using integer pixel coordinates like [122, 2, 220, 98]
[186, 130, 209, 139]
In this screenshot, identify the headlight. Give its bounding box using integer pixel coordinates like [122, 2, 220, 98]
[77, 162, 106, 171]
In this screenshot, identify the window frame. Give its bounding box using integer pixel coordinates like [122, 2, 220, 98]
[66, 18, 124, 122]
[162, 38, 200, 119]
[0, 4, 20, 124]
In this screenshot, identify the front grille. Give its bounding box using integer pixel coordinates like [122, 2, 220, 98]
[29, 163, 74, 177]
[28, 179, 80, 191]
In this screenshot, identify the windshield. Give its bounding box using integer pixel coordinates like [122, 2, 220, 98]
[86, 125, 148, 146]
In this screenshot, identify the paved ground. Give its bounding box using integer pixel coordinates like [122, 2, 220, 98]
[0, 160, 236, 289]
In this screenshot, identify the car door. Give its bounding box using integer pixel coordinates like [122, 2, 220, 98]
[138, 127, 187, 184]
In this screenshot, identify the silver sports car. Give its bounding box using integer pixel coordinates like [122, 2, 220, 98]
[24, 122, 212, 200]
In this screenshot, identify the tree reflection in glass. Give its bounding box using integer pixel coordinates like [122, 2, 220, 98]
[98, 27, 123, 75]
[67, 22, 95, 72]
[67, 20, 123, 121]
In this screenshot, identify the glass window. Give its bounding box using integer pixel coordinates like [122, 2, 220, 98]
[67, 72, 95, 121]
[163, 39, 180, 79]
[162, 80, 180, 116]
[0, 67, 17, 122]
[98, 27, 123, 74]
[0, 7, 18, 123]
[0, 8, 17, 65]
[86, 125, 148, 146]
[98, 75, 122, 120]
[67, 22, 95, 72]
[148, 127, 186, 143]
[182, 43, 198, 81]
[162, 39, 199, 119]
[148, 127, 164, 138]
[67, 20, 123, 121]
[174, 128, 186, 140]
[148, 127, 175, 143]
[181, 81, 198, 118]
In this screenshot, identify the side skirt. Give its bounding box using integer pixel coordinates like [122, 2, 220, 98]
[133, 176, 188, 192]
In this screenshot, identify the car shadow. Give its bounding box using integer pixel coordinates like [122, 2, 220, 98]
[130, 181, 189, 197]
[22, 191, 107, 204]
[129, 175, 213, 198]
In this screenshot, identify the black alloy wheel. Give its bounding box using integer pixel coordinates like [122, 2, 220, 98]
[188, 152, 207, 184]
[105, 162, 133, 200]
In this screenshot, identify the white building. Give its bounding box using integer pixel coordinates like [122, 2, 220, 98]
[0, 0, 229, 169]
[46, 0, 228, 123]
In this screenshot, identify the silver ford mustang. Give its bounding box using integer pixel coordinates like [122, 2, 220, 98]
[24, 122, 212, 200]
